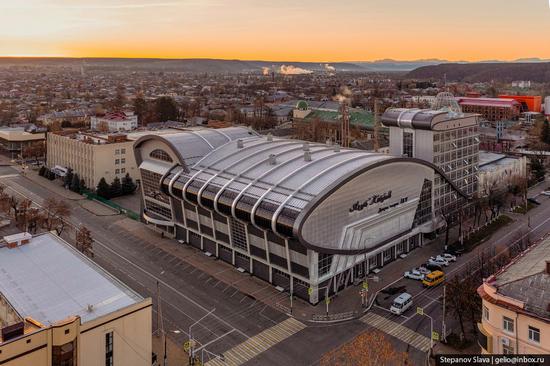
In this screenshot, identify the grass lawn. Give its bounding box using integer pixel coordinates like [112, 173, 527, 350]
[512, 202, 536, 214]
[450, 215, 514, 253]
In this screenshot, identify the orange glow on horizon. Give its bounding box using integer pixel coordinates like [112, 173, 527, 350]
[2, 0, 550, 62]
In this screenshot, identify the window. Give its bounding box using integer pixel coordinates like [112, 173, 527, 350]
[105, 332, 113, 366]
[115, 159, 120, 164]
[502, 338, 514, 354]
[115, 149, 120, 155]
[503, 316, 514, 333]
[229, 218, 248, 251]
[318, 253, 333, 276]
[528, 326, 540, 343]
[121, 168, 126, 173]
[52, 340, 75, 366]
[483, 305, 489, 321]
[402, 131, 413, 158]
[150, 149, 173, 162]
[115, 169, 120, 174]
[121, 148, 126, 154]
[121, 158, 126, 164]
[141, 169, 170, 203]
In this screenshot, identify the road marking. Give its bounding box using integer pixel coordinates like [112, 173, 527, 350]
[360, 312, 431, 353]
[204, 318, 306, 366]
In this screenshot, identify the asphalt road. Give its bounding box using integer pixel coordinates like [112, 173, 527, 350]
[3, 168, 549, 366]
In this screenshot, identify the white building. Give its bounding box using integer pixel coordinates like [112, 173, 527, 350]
[478, 152, 527, 195]
[0, 232, 152, 366]
[133, 127, 469, 304]
[91, 112, 138, 132]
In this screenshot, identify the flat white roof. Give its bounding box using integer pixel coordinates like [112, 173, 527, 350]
[0, 233, 143, 325]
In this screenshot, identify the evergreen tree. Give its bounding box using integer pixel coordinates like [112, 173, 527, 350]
[154, 96, 178, 122]
[79, 178, 86, 192]
[63, 169, 73, 187]
[109, 176, 122, 198]
[96, 177, 111, 198]
[542, 119, 550, 145]
[70, 173, 81, 193]
[121, 173, 137, 195]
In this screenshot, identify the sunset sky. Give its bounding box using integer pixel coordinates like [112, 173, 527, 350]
[2, 0, 550, 61]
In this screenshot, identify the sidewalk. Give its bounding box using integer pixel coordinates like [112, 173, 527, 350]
[115, 218, 462, 324]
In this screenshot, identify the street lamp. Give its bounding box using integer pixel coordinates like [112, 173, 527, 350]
[417, 306, 435, 364]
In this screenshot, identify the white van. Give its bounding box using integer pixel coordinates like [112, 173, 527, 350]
[390, 292, 413, 315]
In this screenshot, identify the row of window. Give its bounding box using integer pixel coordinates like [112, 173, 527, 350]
[483, 306, 541, 344]
[114, 158, 126, 164]
[114, 148, 126, 155]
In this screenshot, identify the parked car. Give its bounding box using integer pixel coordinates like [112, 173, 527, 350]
[390, 292, 413, 315]
[447, 247, 465, 257]
[417, 266, 432, 275]
[441, 253, 457, 262]
[428, 256, 449, 267]
[528, 197, 540, 205]
[541, 191, 550, 197]
[404, 269, 424, 281]
[424, 262, 443, 272]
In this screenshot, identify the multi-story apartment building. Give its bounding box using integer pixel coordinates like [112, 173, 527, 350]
[46, 129, 181, 189]
[91, 111, 138, 132]
[381, 102, 480, 219]
[0, 232, 152, 366]
[133, 126, 468, 304]
[47, 132, 136, 189]
[457, 97, 521, 122]
[477, 236, 550, 355]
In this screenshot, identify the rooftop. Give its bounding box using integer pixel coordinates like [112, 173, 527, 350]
[0, 232, 143, 326]
[302, 109, 374, 129]
[491, 236, 550, 320]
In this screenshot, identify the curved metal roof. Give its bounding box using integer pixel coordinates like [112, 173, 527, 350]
[381, 108, 448, 130]
[134, 127, 257, 169]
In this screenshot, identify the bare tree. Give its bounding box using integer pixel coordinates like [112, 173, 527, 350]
[320, 330, 409, 366]
[76, 226, 94, 257]
[42, 197, 71, 235]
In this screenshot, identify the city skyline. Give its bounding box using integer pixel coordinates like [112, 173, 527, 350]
[2, 0, 550, 61]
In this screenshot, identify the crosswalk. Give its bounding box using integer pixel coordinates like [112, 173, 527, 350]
[360, 312, 431, 352]
[205, 317, 306, 366]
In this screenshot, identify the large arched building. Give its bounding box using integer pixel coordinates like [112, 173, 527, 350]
[134, 127, 466, 303]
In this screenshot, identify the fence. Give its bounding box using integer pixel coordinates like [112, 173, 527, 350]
[311, 311, 358, 322]
[82, 190, 140, 221]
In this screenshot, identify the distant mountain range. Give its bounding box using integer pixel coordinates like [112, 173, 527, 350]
[1, 57, 550, 75]
[406, 62, 550, 82]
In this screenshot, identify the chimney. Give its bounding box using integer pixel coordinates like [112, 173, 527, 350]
[304, 151, 312, 162]
[333, 144, 341, 152]
[302, 142, 310, 151]
[268, 154, 277, 165]
[266, 133, 273, 142]
[237, 139, 244, 148]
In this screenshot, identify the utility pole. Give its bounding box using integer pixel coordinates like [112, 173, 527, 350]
[157, 281, 167, 366]
[442, 284, 447, 343]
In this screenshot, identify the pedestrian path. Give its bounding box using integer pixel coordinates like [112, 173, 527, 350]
[204, 317, 306, 366]
[360, 312, 431, 353]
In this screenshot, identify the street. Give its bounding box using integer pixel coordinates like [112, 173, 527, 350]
[1, 165, 549, 366]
